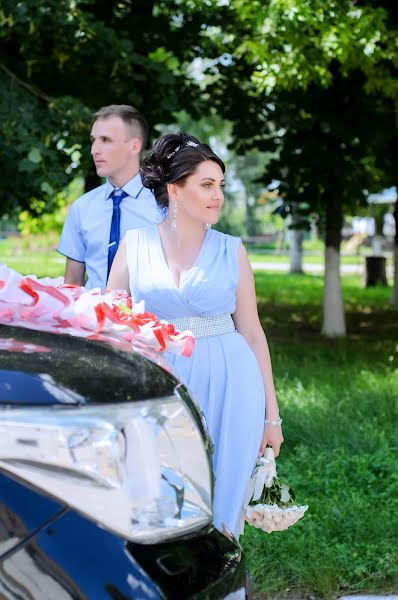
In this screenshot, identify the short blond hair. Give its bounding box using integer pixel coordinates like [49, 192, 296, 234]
[93, 105, 148, 146]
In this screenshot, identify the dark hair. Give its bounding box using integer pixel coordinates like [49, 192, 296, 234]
[93, 104, 148, 147]
[140, 132, 225, 208]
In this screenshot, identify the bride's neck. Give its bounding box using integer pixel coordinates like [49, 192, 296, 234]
[161, 216, 206, 246]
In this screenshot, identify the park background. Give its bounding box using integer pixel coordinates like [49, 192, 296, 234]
[0, 2, 397, 599]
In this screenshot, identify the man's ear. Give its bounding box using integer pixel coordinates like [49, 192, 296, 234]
[129, 137, 143, 155]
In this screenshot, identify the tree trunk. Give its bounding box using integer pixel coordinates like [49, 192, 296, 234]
[365, 256, 388, 287]
[322, 196, 346, 337]
[371, 235, 384, 255]
[245, 193, 255, 237]
[289, 228, 304, 272]
[372, 207, 385, 254]
[391, 200, 398, 305]
[277, 222, 286, 255]
[288, 203, 304, 273]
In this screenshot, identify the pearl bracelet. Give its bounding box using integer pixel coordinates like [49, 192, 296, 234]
[264, 417, 282, 426]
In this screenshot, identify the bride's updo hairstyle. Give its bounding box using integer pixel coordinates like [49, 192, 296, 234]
[141, 132, 225, 208]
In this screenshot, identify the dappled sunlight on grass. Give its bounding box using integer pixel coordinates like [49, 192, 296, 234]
[246, 362, 398, 597]
[246, 445, 398, 600]
[255, 271, 324, 306]
[246, 271, 398, 599]
[254, 271, 392, 309]
[254, 271, 397, 346]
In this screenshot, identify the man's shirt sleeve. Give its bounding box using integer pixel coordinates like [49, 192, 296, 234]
[57, 200, 86, 263]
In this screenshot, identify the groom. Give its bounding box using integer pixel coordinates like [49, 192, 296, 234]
[57, 105, 163, 290]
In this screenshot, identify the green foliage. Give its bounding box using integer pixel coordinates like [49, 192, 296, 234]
[253, 474, 297, 508]
[0, 0, 207, 216]
[256, 73, 395, 232]
[0, 77, 89, 216]
[216, 1, 398, 98]
[2, 0, 398, 234]
[215, 203, 246, 237]
[200, 1, 398, 249]
[17, 178, 83, 237]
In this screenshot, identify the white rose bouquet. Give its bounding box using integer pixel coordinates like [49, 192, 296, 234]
[243, 447, 308, 534]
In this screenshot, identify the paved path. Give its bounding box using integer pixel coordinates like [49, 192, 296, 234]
[255, 595, 398, 600]
[250, 261, 394, 277]
[339, 596, 398, 600]
[251, 261, 360, 273]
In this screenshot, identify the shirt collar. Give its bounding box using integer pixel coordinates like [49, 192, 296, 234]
[105, 173, 144, 201]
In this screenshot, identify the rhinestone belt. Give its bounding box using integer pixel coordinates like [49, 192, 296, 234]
[170, 313, 236, 339]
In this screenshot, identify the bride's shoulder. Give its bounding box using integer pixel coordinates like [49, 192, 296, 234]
[214, 229, 241, 246]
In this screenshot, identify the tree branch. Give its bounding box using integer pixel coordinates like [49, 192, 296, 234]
[0, 63, 54, 103]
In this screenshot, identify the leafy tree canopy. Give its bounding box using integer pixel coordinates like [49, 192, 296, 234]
[0, 0, 217, 216]
[197, 1, 398, 245]
[2, 0, 398, 226]
[200, 0, 398, 100]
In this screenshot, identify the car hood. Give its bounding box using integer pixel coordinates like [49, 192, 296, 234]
[0, 324, 179, 406]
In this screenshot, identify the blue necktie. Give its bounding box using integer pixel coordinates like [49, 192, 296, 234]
[107, 189, 128, 278]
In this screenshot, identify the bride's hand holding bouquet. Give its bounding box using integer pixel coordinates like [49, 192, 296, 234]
[260, 415, 284, 458]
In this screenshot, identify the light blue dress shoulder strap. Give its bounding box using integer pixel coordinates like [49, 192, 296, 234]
[223, 232, 242, 290]
[226, 233, 242, 253]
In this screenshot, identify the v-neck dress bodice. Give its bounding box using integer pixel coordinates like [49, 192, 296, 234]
[126, 225, 239, 317]
[125, 225, 265, 537]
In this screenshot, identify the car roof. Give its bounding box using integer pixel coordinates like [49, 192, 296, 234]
[0, 324, 178, 406]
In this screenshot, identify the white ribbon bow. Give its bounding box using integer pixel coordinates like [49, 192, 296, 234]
[236, 447, 277, 537]
[249, 447, 277, 502]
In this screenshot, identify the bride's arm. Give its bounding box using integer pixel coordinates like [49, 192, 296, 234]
[232, 242, 283, 457]
[106, 237, 130, 292]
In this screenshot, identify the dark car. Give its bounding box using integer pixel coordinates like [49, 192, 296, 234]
[0, 323, 251, 599]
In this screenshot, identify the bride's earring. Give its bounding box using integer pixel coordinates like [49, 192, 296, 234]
[204, 223, 211, 230]
[171, 201, 178, 231]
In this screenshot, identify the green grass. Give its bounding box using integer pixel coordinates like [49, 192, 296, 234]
[244, 272, 398, 600]
[1, 236, 398, 599]
[243, 236, 325, 253]
[0, 235, 65, 278]
[254, 271, 393, 310]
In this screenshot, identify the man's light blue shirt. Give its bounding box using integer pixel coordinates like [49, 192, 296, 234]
[57, 173, 164, 290]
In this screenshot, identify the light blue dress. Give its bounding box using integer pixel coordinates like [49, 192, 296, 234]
[125, 225, 265, 536]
